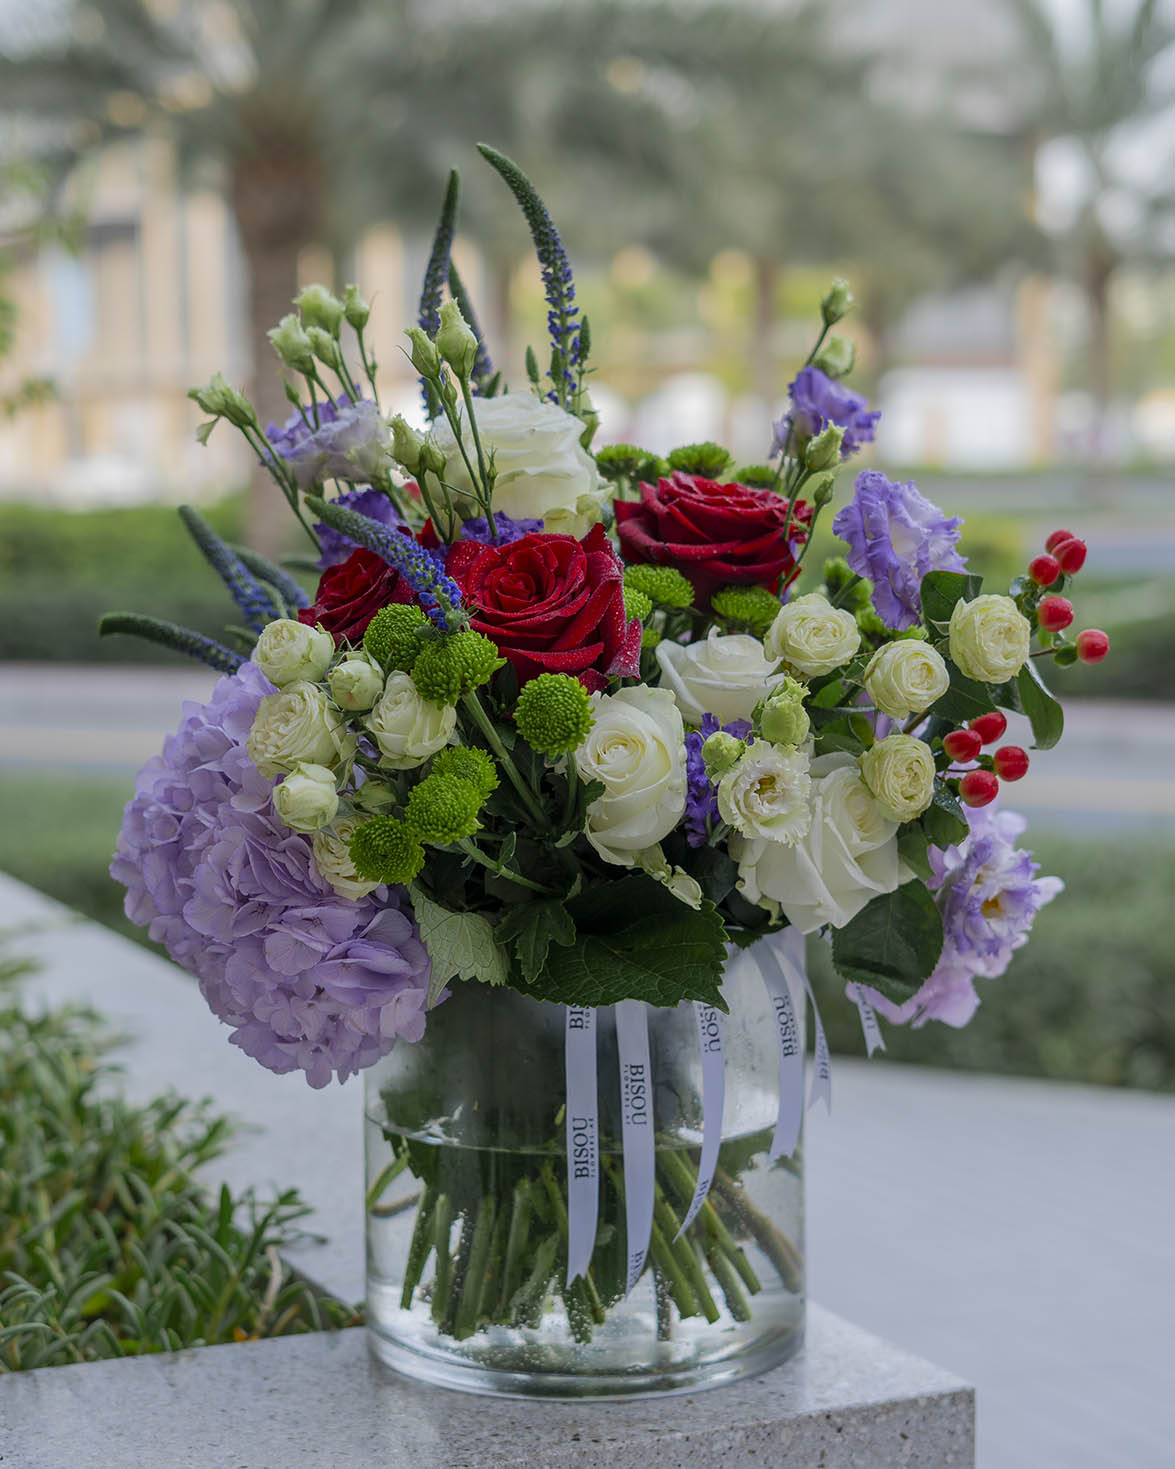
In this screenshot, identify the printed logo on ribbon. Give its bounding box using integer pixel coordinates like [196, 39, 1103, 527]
[615, 999, 655, 1296]
[564, 1005, 599, 1284]
[674, 1001, 726, 1237]
[848, 981, 886, 1056]
[757, 943, 804, 1160]
[776, 927, 832, 1113]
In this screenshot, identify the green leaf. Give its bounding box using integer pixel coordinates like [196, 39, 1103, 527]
[929, 664, 996, 725]
[524, 875, 728, 1009]
[831, 881, 944, 1006]
[923, 782, 969, 850]
[898, 827, 936, 883]
[814, 730, 866, 758]
[1016, 660, 1064, 750]
[408, 885, 509, 1008]
[494, 900, 576, 985]
[920, 570, 983, 629]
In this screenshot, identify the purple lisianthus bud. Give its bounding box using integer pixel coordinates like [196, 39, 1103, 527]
[771, 366, 879, 462]
[832, 469, 966, 630]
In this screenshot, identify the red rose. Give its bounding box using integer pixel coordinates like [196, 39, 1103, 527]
[298, 546, 414, 642]
[447, 524, 641, 691]
[614, 471, 811, 604]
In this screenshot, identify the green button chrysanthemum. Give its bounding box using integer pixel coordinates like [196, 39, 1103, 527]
[622, 564, 694, 610]
[410, 630, 504, 705]
[431, 745, 499, 802]
[711, 584, 783, 637]
[623, 586, 653, 624]
[363, 604, 429, 672]
[514, 673, 595, 758]
[404, 773, 484, 845]
[348, 815, 426, 884]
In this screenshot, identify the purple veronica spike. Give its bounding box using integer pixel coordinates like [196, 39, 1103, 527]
[684, 714, 753, 847]
[313, 487, 404, 570]
[458, 512, 543, 546]
[832, 469, 966, 630]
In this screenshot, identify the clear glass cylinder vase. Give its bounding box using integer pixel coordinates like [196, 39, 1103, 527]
[364, 939, 805, 1398]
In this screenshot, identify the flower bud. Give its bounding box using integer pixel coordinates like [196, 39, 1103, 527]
[859, 733, 935, 822]
[811, 472, 837, 508]
[821, 277, 854, 325]
[404, 325, 441, 378]
[755, 675, 810, 747]
[436, 299, 479, 380]
[418, 436, 447, 477]
[295, 283, 345, 337]
[389, 414, 424, 475]
[328, 655, 385, 711]
[273, 763, 340, 833]
[254, 618, 334, 687]
[701, 730, 744, 779]
[804, 423, 845, 472]
[812, 334, 855, 379]
[268, 313, 316, 374]
[306, 325, 342, 371]
[187, 371, 258, 430]
[342, 283, 371, 331]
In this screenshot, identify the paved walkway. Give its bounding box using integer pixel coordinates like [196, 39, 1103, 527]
[1, 873, 1171, 1467]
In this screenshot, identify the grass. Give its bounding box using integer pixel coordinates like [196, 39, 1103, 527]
[1, 772, 1172, 1093]
[0, 958, 360, 1372]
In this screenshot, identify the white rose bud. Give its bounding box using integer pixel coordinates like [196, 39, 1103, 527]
[365, 671, 456, 770]
[733, 756, 900, 933]
[948, 594, 1031, 684]
[717, 745, 812, 845]
[577, 687, 686, 866]
[312, 815, 379, 901]
[435, 299, 479, 380]
[859, 733, 936, 823]
[246, 682, 357, 779]
[329, 654, 385, 711]
[656, 629, 784, 726]
[432, 394, 607, 537]
[254, 618, 334, 688]
[765, 593, 861, 677]
[273, 763, 339, 833]
[863, 640, 950, 721]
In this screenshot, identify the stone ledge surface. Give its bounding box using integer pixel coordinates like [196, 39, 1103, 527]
[0, 1306, 973, 1469]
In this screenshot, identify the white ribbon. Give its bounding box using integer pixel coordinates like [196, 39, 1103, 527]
[849, 981, 886, 1056]
[758, 940, 804, 1161]
[615, 999, 655, 1296]
[564, 1005, 599, 1284]
[673, 1001, 726, 1237]
[776, 928, 832, 1112]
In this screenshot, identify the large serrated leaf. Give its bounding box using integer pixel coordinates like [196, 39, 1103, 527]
[494, 899, 576, 985]
[923, 783, 969, 850]
[408, 884, 509, 1007]
[920, 570, 983, 629]
[929, 665, 997, 725]
[831, 881, 944, 1006]
[1016, 660, 1064, 750]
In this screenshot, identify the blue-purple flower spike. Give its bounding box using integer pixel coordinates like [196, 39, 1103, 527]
[417, 171, 461, 416]
[448, 259, 495, 394]
[477, 144, 582, 403]
[178, 505, 281, 633]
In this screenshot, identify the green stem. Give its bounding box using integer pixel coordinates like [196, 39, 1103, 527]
[356, 328, 380, 407]
[830, 573, 864, 608]
[460, 691, 550, 830]
[562, 750, 579, 829]
[496, 1180, 533, 1318]
[399, 1184, 437, 1310]
[648, 1218, 698, 1319]
[712, 1167, 802, 1293]
[510, 1232, 560, 1328]
[453, 1196, 497, 1340]
[459, 379, 496, 539]
[705, 1239, 752, 1322]
[456, 838, 558, 895]
[365, 1149, 411, 1213]
[657, 1147, 761, 1294]
[429, 1193, 454, 1325]
[653, 1183, 720, 1324]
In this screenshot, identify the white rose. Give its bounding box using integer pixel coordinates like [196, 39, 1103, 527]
[312, 815, 379, 901]
[948, 594, 1031, 684]
[246, 681, 356, 779]
[253, 619, 334, 687]
[273, 763, 339, 833]
[655, 630, 785, 725]
[863, 640, 950, 720]
[328, 654, 385, 711]
[577, 687, 686, 865]
[433, 395, 607, 536]
[859, 733, 936, 822]
[717, 745, 812, 844]
[732, 755, 902, 933]
[365, 672, 456, 769]
[765, 593, 860, 676]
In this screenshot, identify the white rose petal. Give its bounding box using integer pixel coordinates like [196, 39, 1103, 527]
[655, 629, 785, 726]
[246, 681, 356, 779]
[254, 619, 334, 687]
[859, 733, 936, 822]
[717, 745, 812, 844]
[433, 395, 607, 537]
[273, 763, 339, 833]
[365, 672, 456, 770]
[732, 755, 902, 933]
[765, 592, 860, 677]
[863, 640, 950, 720]
[577, 687, 687, 866]
[948, 594, 1031, 684]
[312, 815, 380, 901]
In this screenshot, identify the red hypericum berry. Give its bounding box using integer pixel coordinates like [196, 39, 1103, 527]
[1076, 628, 1110, 664]
[1045, 528, 1075, 554]
[1052, 537, 1087, 574]
[960, 770, 1000, 807]
[1028, 554, 1060, 587]
[969, 711, 1007, 745]
[1038, 595, 1074, 632]
[943, 728, 983, 762]
[993, 745, 1029, 781]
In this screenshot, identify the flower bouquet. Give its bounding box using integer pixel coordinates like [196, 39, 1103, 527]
[107, 147, 1105, 1397]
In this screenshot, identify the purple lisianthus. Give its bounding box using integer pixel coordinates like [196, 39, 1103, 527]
[866, 805, 1062, 1029]
[771, 366, 880, 461]
[110, 663, 431, 1087]
[684, 713, 752, 847]
[832, 469, 966, 630]
[267, 396, 391, 492]
[459, 512, 543, 545]
[313, 486, 404, 570]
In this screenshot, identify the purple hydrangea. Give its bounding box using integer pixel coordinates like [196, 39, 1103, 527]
[832, 469, 966, 630]
[684, 714, 752, 847]
[866, 805, 1062, 1029]
[459, 512, 543, 545]
[313, 486, 404, 570]
[110, 663, 431, 1087]
[771, 366, 880, 461]
[267, 396, 390, 492]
